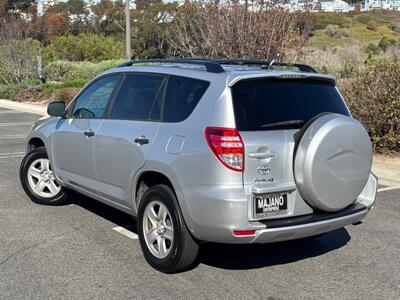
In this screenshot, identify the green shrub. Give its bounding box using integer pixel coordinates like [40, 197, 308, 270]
[44, 79, 87, 95]
[44, 59, 125, 82]
[355, 14, 372, 25]
[340, 62, 400, 153]
[366, 21, 378, 31]
[48, 33, 125, 62]
[378, 36, 398, 52]
[365, 43, 380, 55]
[325, 24, 338, 37]
[389, 22, 400, 33]
[324, 24, 348, 38]
[313, 13, 349, 30]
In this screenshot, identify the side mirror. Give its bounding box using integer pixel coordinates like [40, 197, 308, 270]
[47, 101, 65, 117]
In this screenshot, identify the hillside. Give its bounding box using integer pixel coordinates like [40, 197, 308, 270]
[308, 10, 400, 48]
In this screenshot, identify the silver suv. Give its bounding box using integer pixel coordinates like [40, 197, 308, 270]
[20, 59, 377, 273]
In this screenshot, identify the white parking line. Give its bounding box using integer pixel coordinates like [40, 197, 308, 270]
[0, 122, 33, 127]
[112, 226, 138, 240]
[0, 135, 26, 139]
[0, 152, 25, 159]
[0, 155, 24, 159]
[0, 110, 23, 114]
[377, 186, 400, 193]
[0, 152, 25, 156]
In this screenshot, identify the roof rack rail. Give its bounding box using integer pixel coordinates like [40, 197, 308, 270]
[117, 58, 316, 73]
[210, 59, 316, 73]
[117, 59, 225, 73]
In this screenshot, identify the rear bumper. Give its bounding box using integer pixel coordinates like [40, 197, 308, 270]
[247, 203, 368, 244]
[180, 173, 377, 244]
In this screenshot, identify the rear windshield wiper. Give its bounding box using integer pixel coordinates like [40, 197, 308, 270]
[260, 120, 305, 129]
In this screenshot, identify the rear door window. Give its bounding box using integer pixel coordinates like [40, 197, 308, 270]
[163, 76, 210, 122]
[111, 74, 165, 121]
[231, 78, 350, 131]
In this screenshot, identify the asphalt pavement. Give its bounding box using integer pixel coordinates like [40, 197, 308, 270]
[0, 107, 399, 300]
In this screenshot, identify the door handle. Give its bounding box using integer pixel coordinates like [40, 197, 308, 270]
[84, 130, 95, 137]
[134, 135, 149, 145]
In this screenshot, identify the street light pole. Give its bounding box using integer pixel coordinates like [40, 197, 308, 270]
[125, 0, 131, 61]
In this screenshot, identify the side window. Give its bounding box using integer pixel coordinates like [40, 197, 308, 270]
[111, 74, 165, 121]
[72, 76, 120, 119]
[163, 76, 210, 122]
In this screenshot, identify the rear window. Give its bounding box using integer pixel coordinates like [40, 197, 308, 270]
[163, 75, 210, 122]
[231, 78, 350, 131]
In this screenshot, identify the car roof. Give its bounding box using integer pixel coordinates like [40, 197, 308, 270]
[101, 63, 336, 86]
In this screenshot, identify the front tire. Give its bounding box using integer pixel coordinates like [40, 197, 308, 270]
[137, 184, 199, 273]
[20, 147, 68, 205]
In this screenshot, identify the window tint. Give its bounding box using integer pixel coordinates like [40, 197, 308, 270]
[232, 79, 350, 131]
[111, 74, 165, 121]
[163, 76, 210, 122]
[73, 76, 120, 118]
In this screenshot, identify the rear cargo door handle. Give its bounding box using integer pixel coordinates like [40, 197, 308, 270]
[248, 152, 277, 159]
[134, 136, 149, 145]
[84, 129, 95, 137]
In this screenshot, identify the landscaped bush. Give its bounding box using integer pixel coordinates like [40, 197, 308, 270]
[340, 62, 400, 153]
[48, 33, 125, 62]
[0, 39, 44, 85]
[0, 80, 42, 101]
[44, 59, 125, 81]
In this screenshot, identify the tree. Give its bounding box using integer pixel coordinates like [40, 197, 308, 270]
[65, 0, 86, 15]
[6, 0, 36, 11]
[47, 13, 68, 39]
[167, 1, 312, 60]
[131, 3, 177, 58]
[136, 0, 162, 11]
[91, 0, 126, 36]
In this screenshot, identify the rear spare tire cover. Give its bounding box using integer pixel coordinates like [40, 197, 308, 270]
[294, 113, 372, 212]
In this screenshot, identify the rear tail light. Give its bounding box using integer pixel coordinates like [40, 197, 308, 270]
[204, 127, 244, 172]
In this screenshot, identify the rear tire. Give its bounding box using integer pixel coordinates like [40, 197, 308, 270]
[137, 184, 199, 273]
[20, 147, 69, 205]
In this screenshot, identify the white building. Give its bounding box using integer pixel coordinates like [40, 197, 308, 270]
[360, 0, 400, 11]
[287, 0, 355, 12]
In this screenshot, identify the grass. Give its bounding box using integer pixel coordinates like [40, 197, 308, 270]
[43, 79, 87, 95]
[308, 10, 400, 48]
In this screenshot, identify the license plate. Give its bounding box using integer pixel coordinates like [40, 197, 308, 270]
[254, 193, 288, 218]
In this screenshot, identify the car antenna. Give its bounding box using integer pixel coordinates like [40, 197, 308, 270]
[267, 53, 280, 70]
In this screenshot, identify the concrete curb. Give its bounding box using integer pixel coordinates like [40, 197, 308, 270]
[0, 99, 47, 116]
[372, 167, 400, 188]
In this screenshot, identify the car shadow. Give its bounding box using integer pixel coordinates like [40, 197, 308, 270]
[70, 193, 138, 233]
[70, 193, 350, 271]
[198, 228, 350, 270]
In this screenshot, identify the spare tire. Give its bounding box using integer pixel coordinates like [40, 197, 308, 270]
[294, 113, 372, 212]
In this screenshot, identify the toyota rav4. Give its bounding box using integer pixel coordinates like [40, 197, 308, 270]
[20, 59, 377, 273]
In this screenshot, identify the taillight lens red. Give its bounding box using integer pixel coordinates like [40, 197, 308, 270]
[204, 127, 244, 172]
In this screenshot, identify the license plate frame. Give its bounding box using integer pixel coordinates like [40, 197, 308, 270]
[253, 193, 289, 218]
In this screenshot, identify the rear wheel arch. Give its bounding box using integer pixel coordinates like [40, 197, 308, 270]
[135, 171, 176, 206]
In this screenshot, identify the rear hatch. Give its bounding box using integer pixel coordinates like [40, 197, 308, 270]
[230, 76, 351, 218]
